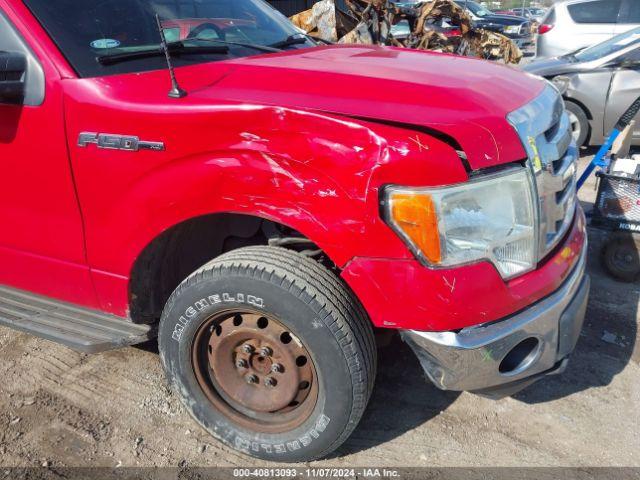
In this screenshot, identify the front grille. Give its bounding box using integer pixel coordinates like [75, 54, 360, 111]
[520, 22, 531, 35]
[507, 86, 578, 260]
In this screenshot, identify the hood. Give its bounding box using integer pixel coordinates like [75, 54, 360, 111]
[86, 45, 545, 169]
[207, 45, 544, 169]
[523, 56, 576, 77]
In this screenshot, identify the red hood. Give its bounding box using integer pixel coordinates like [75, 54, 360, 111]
[82, 45, 545, 169]
[219, 45, 540, 119]
[206, 45, 544, 169]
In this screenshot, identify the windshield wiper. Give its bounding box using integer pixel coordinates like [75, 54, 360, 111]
[186, 37, 283, 53]
[97, 41, 229, 65]
[269, 34, 311, 49]
[309, 35, 334, 45]
[269, 33, 329, 49]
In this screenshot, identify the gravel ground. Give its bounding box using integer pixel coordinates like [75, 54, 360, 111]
[0, 155, 638, 469]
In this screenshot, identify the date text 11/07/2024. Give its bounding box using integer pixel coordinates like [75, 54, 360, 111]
[232, 468, 401, 478]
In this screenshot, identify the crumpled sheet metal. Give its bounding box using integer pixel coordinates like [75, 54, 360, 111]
[290, 0, 522, 64]
[411, 0, 471, 35]
[290, 0, 340, 42]
[462, 28, 522, 64]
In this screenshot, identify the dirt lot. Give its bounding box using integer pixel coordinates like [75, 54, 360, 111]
[0, 155, 638, 469]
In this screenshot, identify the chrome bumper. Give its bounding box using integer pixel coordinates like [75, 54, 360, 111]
[401, 241, 589, 398]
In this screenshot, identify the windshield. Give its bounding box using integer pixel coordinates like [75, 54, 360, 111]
[456, 1, 493, 18]
[23, 0, 310, 78]
[574, 26, 640, 63]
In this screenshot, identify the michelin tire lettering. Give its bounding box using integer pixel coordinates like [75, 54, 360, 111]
[232, 414, 331, 454]
[172, 293, 265, 342]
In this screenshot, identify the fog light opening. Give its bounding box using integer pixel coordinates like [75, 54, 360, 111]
[499, 337, 541, 375]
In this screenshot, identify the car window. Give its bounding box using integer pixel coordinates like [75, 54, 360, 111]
[619, 48, 640, 63]
[454, 1, 492, 18]
[567, 0, 622, 24]
[543, 6, 556, 24]
[23, 0, 307, 78]
[620, 0, 640, 23]
[574, 26, 640, 61]
[162, 27, 181, 43]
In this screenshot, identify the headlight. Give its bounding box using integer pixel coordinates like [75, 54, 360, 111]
[384, 167, 538, 279]
[503, 25, 521, 34]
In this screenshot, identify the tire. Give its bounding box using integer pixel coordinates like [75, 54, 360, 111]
[565, 100, 589, 148]
[602, 233, 640, 282]
[158, 246, 376, 462]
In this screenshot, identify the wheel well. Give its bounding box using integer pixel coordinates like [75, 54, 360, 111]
[564, 97, 593, 121]
[129, 213, 333, 324]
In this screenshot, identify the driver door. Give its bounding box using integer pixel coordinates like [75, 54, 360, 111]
[0, 5, 96, 306]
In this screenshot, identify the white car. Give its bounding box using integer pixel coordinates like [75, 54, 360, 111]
[537, 0, 639, 58]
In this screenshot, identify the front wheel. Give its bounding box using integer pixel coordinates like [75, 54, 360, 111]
[158, 246, 376, 462]
[565, 100, 590, 148]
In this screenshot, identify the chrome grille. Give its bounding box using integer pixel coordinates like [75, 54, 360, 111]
[507, 85, 578, 260]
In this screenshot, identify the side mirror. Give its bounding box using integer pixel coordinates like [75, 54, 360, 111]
[0, 51, 27, 105]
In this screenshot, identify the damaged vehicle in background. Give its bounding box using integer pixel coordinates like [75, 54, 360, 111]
[1, 0, 587, 463]
[391, 1, 461, 41]
[454, 0, 535, 55]
[525, 26, 640, 147]
[290, 0, 524, 63]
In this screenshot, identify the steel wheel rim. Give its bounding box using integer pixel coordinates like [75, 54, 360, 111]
[192, 309, 318, 433]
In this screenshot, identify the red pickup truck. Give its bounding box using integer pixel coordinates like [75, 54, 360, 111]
[0, 0, 588, 462]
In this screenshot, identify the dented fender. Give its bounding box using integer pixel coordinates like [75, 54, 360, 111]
[62, 76, 468, 317]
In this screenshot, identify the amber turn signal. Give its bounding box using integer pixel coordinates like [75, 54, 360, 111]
[389, 193, 441, 263]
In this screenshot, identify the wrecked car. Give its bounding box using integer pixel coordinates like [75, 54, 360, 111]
[0, 0, 586, 462]
[524, 26, 640, 147]
[290, 0, 523, 63]
[454, 0, 535, 56]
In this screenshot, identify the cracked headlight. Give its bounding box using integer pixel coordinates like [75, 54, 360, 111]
[384, 167, 538, 279]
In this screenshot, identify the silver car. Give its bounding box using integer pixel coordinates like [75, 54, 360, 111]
[525, 26, 640, 147]
[536, 0, 639, 59]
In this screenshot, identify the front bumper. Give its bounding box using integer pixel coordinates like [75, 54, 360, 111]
[401, 238, 589, 398]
